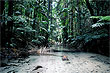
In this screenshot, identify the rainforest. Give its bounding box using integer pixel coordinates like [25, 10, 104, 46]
[0, 0, 110, 73]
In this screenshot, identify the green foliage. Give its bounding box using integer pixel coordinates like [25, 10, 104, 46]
[90, 16, 110, 28]
[90, 16, 102, 19]
[101, 16, 110, 21]
[40, 27, 48, 34]
[91, 23, 104, 28]
[32, 39, 41, 45]
[1, 0, 109, 50]
[90, 16, 110, 21]
[1, 0, 50, 48]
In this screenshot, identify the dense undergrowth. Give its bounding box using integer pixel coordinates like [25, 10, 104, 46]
[67, 21, 109, 56]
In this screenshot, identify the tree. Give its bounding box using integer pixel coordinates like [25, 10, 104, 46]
[0, 1, 5, 47]
[6, 0, 13, 47]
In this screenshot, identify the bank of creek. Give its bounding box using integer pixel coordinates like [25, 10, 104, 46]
[0, 46, 110, 73]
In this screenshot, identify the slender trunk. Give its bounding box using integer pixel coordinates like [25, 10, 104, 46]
[67, 0, 70, 37]
[70, 9, 73, 36]
[7, 0, 13, 47]
[68, 0, 71, 36]
[85, 0, 94, 16]
[85, 0, 97, 23]
[77, 0, 81, 35]
[50, 0, 52, 24]
[47, 0, 50, 20]
[33, 8, 36, 29]
[0, 1, 4, 14]
[45, 0, 50, 46]
[0, 1, 5, 47]
[68, 15, 70, 36]
[62, 0, 68, 45]
[8, 0, 13, 32]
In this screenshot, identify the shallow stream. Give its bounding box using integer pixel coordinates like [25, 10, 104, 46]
[0, 46, 110, 73]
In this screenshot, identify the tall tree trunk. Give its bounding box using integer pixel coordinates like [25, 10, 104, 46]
[0, 1, 4, 14]
[70, 8, 74, 36]
[70, 0, 74, 36]
[77, 0, 81, 35]
[62, 0, 68, 45]
[0, 1, 5, 47]
[85, 0, 94, 16]
[67, 0, 70, 37]
[85, 0, 97, 23]
[68, 14, 70, 36]
[45, 0, 50, 46]
[7, 0, 13, 47]
[33, 8, 39, 39]
[33, 8, 36, 29]
[50, 0, 52, 24]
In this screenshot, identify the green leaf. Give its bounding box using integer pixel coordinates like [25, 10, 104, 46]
[32, 40, 41, 44]
[90, 16, 110, 21]
[41, 21, 48, 25]
[38, 36, 45, 39]
[16, 28, 24, 31]
[40, 27, 48, 33]
[92, 23, 104, 28]
[15, 11, 21, 15]
[90, 16, 102, 19]
[101, 16, 110, 21]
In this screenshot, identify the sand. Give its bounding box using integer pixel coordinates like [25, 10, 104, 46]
[0, 51, 110, 73]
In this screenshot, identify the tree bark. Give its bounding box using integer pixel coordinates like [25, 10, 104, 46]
[7, 0, 13, 47]
[45, 0, 50, 46]
[85, 0, 94, 16]
[77, 0, 81, 35]
[1, 1, 6, 47]
[70, 0, 74, 36]
[0, 1, 5, 47]
[70, 8, 74, 36]
[85, 0, 97, 23]
[50, 0, 52, 24]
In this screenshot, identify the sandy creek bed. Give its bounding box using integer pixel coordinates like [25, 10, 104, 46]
[0, 46, 110, 73]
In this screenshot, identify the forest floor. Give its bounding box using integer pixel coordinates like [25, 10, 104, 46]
[0, 46, 110, 73]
